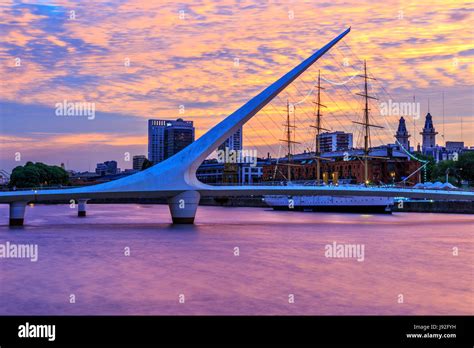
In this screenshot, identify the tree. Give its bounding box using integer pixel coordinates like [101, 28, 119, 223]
[431, 159, 458, 184]
[456, 152, 474, 184]
[9, 162, 70, 188]
[415, 151, 474, 187]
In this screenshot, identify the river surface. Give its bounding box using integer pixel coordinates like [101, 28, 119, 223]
[0, 204, 472, 315]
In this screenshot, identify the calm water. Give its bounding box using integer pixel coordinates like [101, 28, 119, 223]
[0, 204, 472, 315]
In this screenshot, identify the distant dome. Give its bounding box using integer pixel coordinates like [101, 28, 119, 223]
[176, 118, 184, 122]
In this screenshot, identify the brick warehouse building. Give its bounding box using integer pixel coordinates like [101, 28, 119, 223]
[262, 151, 421, 185]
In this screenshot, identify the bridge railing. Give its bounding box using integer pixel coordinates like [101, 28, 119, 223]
[0, 184, 94, 192]
[2, 181, 472, 193]
[205, 181, 474, 192]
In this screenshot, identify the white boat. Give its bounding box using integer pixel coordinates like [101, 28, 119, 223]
[263, 193, 394, 214]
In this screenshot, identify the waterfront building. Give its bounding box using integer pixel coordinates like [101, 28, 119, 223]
[218, 127, 243, 151]
[0, 170, 10, 185]
[445, 141, 464, 153]
[132, 155, 147, 171]
[148, 119, 167, 164]
[395, 116, 410, 151]
[95, 160, 119, 176]
[415, 112, 469, 162]
[317, 131, 353, 153]
[241, 163, 263, 184]
[420, 112, 438, 153]
[262, 149, 421, 185]
[148, 118, 195, 164]
[196, 159, 264, 185]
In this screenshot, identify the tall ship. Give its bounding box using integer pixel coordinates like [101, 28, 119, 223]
[264, 63, 395, 214]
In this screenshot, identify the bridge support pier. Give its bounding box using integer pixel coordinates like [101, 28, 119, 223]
[9, 201, 27, 226]
[168, 191, 200, 224]
[78, 199, 88, 217]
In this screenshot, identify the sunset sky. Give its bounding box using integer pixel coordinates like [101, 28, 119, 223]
[0, 0, 472, 172]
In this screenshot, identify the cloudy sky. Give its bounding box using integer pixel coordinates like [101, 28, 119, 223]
[0, 0, 472, 172]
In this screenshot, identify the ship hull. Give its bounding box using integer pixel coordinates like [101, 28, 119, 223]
[264, 195, 394, 214]
[272, 204, 392, 214]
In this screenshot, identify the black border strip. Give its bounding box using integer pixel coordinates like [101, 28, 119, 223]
[0, 315, 472, 346]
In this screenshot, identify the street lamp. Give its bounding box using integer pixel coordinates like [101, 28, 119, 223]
[390, 171, 396, 185]
[446, 167, 463, 184]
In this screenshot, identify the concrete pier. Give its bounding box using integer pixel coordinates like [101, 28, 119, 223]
[9, 201, 27, 226]
[78, 199, 88, 217]
[168, 191, 200, 224]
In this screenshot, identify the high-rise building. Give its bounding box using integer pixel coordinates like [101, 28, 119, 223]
[420, 112, 438, 152]
[317, 131, 353, 153]
[395, 116, 410, 150]
[148, 118, 195, 164]
[218, 127, 243, 151]
[132, 155, 147, 170]
[148, 119, 167, 164]
[164, 118, 195, 159]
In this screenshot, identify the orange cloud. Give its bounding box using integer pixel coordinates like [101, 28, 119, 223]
[0, 0, 472, 167]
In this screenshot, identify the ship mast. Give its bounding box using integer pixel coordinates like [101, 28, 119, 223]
[310, 70, 329, 184]
[287, 100, 292, 181]
[280, 100, 300, 182]
[353, 60, 383, 184]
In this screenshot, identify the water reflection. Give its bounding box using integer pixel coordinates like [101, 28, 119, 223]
[0, 204, 472, 315]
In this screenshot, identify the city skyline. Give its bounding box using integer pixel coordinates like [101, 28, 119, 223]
[1, 0, 473, 172]
[2, 110, 468, 174]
